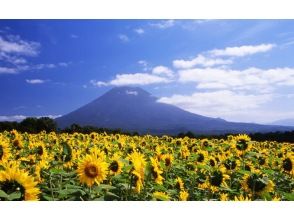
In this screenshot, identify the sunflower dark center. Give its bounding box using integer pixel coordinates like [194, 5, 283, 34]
[236, 140, 248, 151]
[258, 157, 266, 165]
[151, 167, 158, 179]
[224, 159, 237, 170]
[245, 165, 251, 171]
[36, 146, 43, 156]
[282, 158, 292, 172]
[13, 139, 21, 149]
[202, 141, 209, 147]
[163, 158, 170, 167]
[210, 171, 223, 187]
[84, 165, 98, 178]
[109, 161, 119, 172]
[197, 153, 205, 162]
[246, 174, 266, 192]
[0, 180, 25, 201]
[0, 146, 3, 160]
[209, 159, 216, 167]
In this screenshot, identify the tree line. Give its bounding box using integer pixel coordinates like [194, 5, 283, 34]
[0, 117, 293, 143]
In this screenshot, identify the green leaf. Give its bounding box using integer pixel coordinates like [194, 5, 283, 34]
[0, 190, 9, 198]
[98, 184, 116, 190]
[104, 192, 119, 200]
[94, 196, 105, 201]
[237, 170, 251, 175]
[42, 195, 54, 201]
[283, 193, 294, 201]
[8, 192, 22, 200]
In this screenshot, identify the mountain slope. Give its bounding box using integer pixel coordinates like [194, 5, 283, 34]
[55, 87, 293, 135]
[270, 118, 294, 127]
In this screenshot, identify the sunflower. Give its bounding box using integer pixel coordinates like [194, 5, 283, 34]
[234, 194, 251, 201]
[206, 168, 230, 192]
[179, 190, 189, 201]
[201, 139, 210, 148]
[222, 157, 240, 172]
[153, 191, 170, 201]
[175, 177, 184, 190]
[109, 153, 123, 175]
[0, 165, 40, 201]
[180, 145, 190, 159]
[208, 156, 218, 168]
[150, 157, 164, 185]
[77, 154, 108, 187]
[281, 153, 293, 175]
[194, 150, 208, 164]
[220, 193, 229, 201]
[0, 142, 10, 164]
[162, 153, 173, 168]
[241, 172, 275, 196]
[128, 151, 146, 193]
[233, 134, 252, 154]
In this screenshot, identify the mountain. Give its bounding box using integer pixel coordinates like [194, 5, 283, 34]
[55, 87, 294, 135]
[270, 118, 294, 127]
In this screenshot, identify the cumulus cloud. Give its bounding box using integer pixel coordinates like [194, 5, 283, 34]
[0, 66, 18, 74]
[158, 90, 272, 121]
[178, 67, 294, 92]
[209, 44, 275, 57]
[91, 73, 172, 87]
[138, 60, 149, 71]
[126, 90, 138, 96]
[26, 79, 46, 84]
[109, 73, 171, 86]
[150, 20, 175, 29]
[173, 55, 233, 69]
[134, 28, 144, 34]
[152, 65, 174, 77]
[118, 34, 129, 42]
[0, 35, 40, 56]
[90, 80, 108, 87]
[0, 34, 71, 75]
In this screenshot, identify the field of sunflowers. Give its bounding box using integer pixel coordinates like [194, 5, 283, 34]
[0, 130, 293, 201]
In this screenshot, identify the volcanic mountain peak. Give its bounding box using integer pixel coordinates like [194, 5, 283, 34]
[55, 87, 293, 135]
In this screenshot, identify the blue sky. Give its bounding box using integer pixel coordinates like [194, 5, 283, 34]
[0, 20, 294, 123]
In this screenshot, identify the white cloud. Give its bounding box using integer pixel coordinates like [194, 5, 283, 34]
[70, 34, 79, 39]
[134, 28, 144, 34]
[138, 60, 148, 66]
[138, 60, 149, 71]
[91, 73, 172, 87]
[0, 35, 40, 56]
[26, 79, 46, 84]
[0, 66, 18, 74]
[173, 55, 233, 69]
[0, 34, 69, 75]
[90, 80, 108, 87]
[126, 90, 138, 96]
[0, 115, 61, 122]
[109, 73, 171, 86]
[158, 90, 272, 121]
[58, 62, 71, 67]
[152, 65, 174, 77]
[118, 34, 129, 42]
[150, 20, 175, 29]
[209, 44, 275, 57]
[178, 67, 294, 91]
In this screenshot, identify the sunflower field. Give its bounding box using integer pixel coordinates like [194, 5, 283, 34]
[0, 130, 293, 201]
